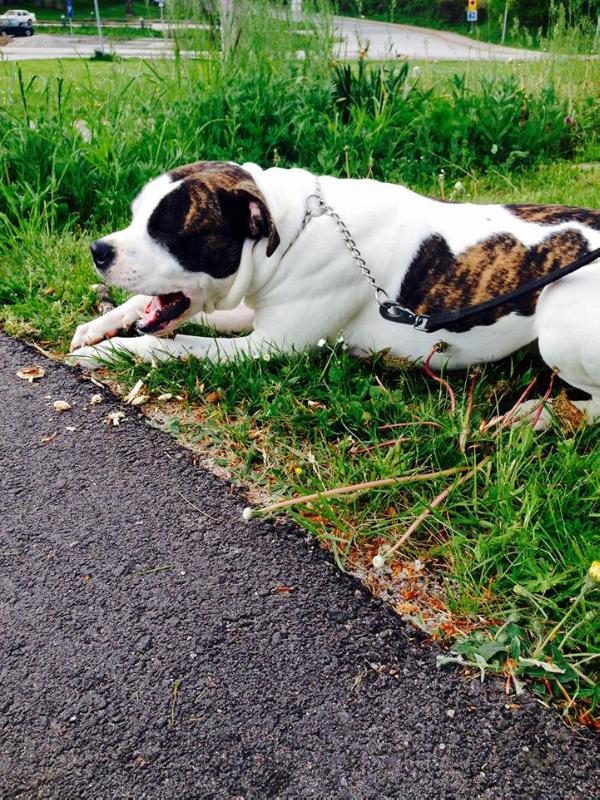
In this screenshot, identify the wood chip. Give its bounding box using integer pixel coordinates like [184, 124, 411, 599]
[17, 366, 45, 382]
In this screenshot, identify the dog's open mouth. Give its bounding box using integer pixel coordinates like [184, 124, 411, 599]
[137, 292, 191, 334]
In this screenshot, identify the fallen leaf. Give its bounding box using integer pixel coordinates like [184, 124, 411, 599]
[157, 393, 173, 402]
[17, 366, 45, 382]
[130, 395, 149, 406]
[90, 394, 104, 405]
[106, 410, 126, 426]
[273, 585, 294, 594]
[125, 379, 145, 404]
[41, 433, 58, 444]
[205, 390, 221, 404]
[53, 400, 72, 413]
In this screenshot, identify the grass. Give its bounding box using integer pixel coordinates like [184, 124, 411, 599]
[0, 2, 598, 725]
[35, 24, 167, 39]
[32, 2, 161, 23]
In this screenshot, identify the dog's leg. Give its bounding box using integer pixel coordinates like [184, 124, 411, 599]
[70, 294, 151, 352]
[192, 302, 255, 334]
[515, 266, 600, 430]
[69, 330, 280, 370]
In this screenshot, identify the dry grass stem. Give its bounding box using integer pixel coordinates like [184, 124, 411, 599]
[383, 456, 492, 560]
[246, 465, 470, 518]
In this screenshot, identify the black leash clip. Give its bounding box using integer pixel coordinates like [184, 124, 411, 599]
[379, 301, 430, 331]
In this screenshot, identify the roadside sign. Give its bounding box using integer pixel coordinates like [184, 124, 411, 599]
[467, 10, 478, 21]
[66, 0, 74, 18]
[467, 0, 477, 8]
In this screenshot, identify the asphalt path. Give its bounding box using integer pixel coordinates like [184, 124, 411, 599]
[0, 332, 598, 799]
[0, 16, 546, 62]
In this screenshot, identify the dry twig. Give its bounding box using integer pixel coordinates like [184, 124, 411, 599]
[243, 465, 470, 519]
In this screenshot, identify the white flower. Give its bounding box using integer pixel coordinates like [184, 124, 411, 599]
[262, 353, 271, 361]
[454, 181, 464, 192]
[317, 338, 326, 348]
[372, 554, 386, 570]
[242, 507, 254, 521]
[74, 119, 92, 143]
[491, 143, 498, 155]
[29, 120, 37, 131]
[336, 334, 344, 344]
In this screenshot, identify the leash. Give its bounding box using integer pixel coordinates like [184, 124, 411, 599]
[300, 179, 600, 334]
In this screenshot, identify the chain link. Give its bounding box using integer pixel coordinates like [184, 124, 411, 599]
[305, 179, 390, 304]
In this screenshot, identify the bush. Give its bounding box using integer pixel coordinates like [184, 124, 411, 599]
[0, 54, 586, 233]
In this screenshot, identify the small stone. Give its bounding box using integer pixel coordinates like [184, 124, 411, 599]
[446, 709, 456, 718]
[136, 635, 152, 653]
[271, 631, 282, 645]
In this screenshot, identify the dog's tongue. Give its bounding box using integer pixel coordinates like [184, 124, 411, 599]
[138, 292, 190, 332]
[141, 295, 169, 328]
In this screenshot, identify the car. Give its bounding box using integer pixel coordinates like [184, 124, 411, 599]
[0, 9, 36, 36]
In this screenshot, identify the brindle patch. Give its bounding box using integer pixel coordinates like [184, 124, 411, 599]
[147, 161, 280, 278]
[398, 229, 590, 332]
[506, 204, 600, 231]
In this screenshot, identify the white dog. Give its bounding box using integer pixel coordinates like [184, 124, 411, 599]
[70, 161, 600, 426]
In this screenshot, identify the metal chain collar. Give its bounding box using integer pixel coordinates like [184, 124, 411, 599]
[297, 179, 428, 329]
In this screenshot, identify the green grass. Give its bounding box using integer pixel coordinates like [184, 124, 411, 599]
[32, 2, 161, 23]
[0, 4, 598, 724]
[35, 24, 166, 39]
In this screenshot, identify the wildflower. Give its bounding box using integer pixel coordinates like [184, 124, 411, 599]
[74, 119, 92, 143]
[317, 338, 326, 348]
[454, 181, 464, 193]
[242, 507, 254, 521]
[587, 561, 600, 585]
[491, 143, 498, 155]
[336, 334, 344, 345]
[294, 466, 303, 476]
[29, 120, 37, 131]
[563, 115, 576, 127]
[262, 353, 271, 361]
[372, 554, 386, 570]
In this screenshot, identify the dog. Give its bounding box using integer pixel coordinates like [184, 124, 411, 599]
[70, 160, 600, 428]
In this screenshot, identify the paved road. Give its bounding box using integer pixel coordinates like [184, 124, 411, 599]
[0, 332, 598, 799]
[0, 33, 174, 62]
[333, 16, 544, 61]
[1, 16, 546, 62]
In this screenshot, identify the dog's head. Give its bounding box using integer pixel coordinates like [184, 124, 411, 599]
[90, 161, 280, 334]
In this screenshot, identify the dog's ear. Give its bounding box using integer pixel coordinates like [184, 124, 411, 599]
[218, 181, 280, 257]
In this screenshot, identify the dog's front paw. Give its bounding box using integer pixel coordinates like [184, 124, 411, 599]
[68, 335, 176, 370]
[67, 339, 126, 370]
[70, 319, 120, 352]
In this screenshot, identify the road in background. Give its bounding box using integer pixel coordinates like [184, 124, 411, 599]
[1, 16, 547, 62]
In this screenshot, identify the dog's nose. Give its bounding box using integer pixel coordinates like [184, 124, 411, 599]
[90, 240, 115, 271]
